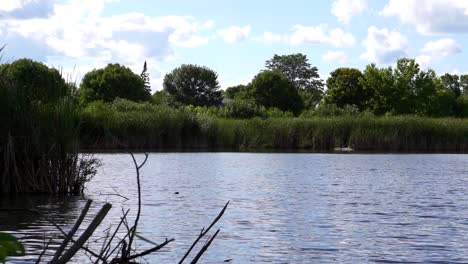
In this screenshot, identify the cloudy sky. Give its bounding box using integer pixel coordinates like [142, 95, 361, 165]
[1, 0, 468, 91]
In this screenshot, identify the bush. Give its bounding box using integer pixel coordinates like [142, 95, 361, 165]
[220, 99, 267, 119]
[301, 104, 364, 117]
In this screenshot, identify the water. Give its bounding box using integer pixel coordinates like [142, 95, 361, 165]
[2, 153, 468, 263]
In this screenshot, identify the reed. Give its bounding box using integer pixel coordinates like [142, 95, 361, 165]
[0, 65, 98, 194]
[79, 100, 468, 152]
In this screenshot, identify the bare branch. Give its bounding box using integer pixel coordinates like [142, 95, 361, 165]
[190, 230, 220, 264]
[52, 199, 92, 262]
[179, 201, 229, 264]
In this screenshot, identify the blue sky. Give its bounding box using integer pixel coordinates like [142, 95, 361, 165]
[1, 0, 468, 91]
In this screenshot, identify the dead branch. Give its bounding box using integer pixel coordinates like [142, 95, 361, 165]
[179, 201, 230, 264]
[55, 203, 112, 264]
[190, 230, 220, 264]
[51, 199, 92, 262]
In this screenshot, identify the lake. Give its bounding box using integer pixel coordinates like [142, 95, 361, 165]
[2, 153, 468, 263]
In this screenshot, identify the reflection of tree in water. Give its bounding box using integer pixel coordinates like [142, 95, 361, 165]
[0, 195, 85, 262]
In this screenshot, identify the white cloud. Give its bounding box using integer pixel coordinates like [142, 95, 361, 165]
[217, 25, 251, 44]
[451, 69, 468, 75]
[258, 32, 286, 44]
[219, 74, 254, 90]
[322, 50, 348, 64]
[416, 38, 461, 69]
[332, 0, 368, 24]
[414, 55, 432, 70]
[0, 0, 213, 91]
[259, 24, 355, 47]
[381, 0, 468, 35]
[360, 26, 408, 64]
[290, 25, 355, 47]
[421, 38, 461, 57]
[0, 0, 54, 19]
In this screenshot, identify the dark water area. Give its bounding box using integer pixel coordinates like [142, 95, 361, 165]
[2, 153, 468, 263]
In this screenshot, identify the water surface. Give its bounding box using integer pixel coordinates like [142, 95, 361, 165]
[2, 153, 468, 263]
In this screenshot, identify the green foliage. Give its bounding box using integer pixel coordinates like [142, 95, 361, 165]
[358, 59, 453, 116]
[324, 68, 368, 110]
[250, 71, 304, 115]
[359, 63, 395, 115]
[163, 64, 222, 107]
[392, 58, 421, 114]
[0, 233, 25, 263]
[265, 53, 323, 108]
[440, 73, 461, 98]
[152, 90, 170, 105]
[301, 104, 364, 118]
[78, 63, 150, 105]
[0, 58, 68, 103]
[220, 99, 267, 119]
[224, 85, 249, 99]
[455, 95, 468, 117]
[266, 107, 294, 118]
[265, 53, 323, 92]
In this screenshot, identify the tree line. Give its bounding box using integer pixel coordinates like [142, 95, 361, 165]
[1, 54, 468, 118]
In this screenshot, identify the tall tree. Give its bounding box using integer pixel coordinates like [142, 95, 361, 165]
[163, 64, 222, 107]
[250, 70, 303, 114]
[265, 53, 323, 108]
[324, 68, 368, 110]
[78, 63, 150, 105]
[392, 58, 420, 114]
[140, 61, 151, 94]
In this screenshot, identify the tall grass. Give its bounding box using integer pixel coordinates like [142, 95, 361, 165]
[80, 100, 468, 152]
[0, 64, 98, 194]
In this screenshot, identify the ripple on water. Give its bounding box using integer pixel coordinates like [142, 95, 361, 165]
[3, 153, 468, 263]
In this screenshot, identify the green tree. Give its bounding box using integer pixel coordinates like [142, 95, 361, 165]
[250, 70, 303, 114]
[78, 63, 150, 105]
[391, 58, 421, 114]
[0, 58, 68, 103]
[415, 70, 454, 116]
[359, 63, 395, 115]
[440, 73, 461, 98]
[324, 68, 368, 110]
[163, 64, 222, 107]
[265, 53, 323, 108]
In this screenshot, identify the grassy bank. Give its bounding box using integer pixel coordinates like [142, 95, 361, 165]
[80, 101, 468, 152]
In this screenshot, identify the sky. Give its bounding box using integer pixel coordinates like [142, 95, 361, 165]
[1, 0, 468, 92]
